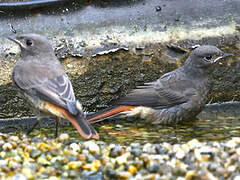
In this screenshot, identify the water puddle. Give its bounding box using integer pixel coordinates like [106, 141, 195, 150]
[9, 103, 239, 145]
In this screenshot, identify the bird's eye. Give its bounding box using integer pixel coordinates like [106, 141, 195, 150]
[204, 55, 212, 61]
[26, 39, 33, 46]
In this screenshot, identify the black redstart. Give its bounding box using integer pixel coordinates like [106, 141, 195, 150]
[8, 33, 98, 139]
[87, 45, 233, 124]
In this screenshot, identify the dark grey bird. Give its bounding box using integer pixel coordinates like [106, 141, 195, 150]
[87, 45, 232, 124]
[8, 33, 99, 139]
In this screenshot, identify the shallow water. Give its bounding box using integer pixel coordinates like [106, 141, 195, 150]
[18, 103, 240, 145]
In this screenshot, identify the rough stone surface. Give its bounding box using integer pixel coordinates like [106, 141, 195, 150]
[0, 0, 240, 118]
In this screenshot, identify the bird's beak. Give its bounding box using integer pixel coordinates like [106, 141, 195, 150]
[223, 53, 234, 58]
[8, 35, 17, 42]
[8, 35, 23, 47]
[214, 53, 234, 63]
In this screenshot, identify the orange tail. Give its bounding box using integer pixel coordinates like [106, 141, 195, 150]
[44, 102, 99, 139]
[88, 106, 136, 123]
[62, 110, 99, 139]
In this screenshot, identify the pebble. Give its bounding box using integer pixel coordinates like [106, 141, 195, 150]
[148, 162, 160, 173]
[187, 139, 201, 149]
[91, 160, 101, 171]
[185, 170, 196, 180]
[49, 176, 59, 180]
[0, 160, 7, 167]
[11, 174, 27, 180]
[143, 143, 156, 154]
[116, 152, 131, 166]
[176, 148, 185, 159]
[59, 133, 69, 141]
[117, 171, 132, 179]
[37, 156, 51, 165]
[81, 170, 102, 179]
[67, 161, 83, 170]
[22, 168, 34, 179]
[105, 168, 117, 179]
[131, 148, 142, 157]
[9, 136, 19, 142]
[155, 144, 167, 154]
[2, 143, 13, 151]
[234, 175, 240, 180]
[128, 165, 137, 174]
[110, 144, 123, 157]
[8, 160, 22, 169]
[30, 149, 42, 158]
[130, 142, 140, 148]
[87, 154, 95, 163]
[69, 143, 80, 153]
[37, 142, 51, 152]
[232, 137, 240, 144]
[83, 141, 100, 154]
[77, 154, 86, 161]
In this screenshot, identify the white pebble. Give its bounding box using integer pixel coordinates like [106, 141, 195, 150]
[9, 136, 19, 142]
[2, 143, 13, 151]
[83, 141, 100, 154]
[69, 143, 80, 153]
[187, 139, 201, 149]
[234, 175, 240, 180]
[59, 133, 69, 141]
[176, 149, 185, 159]
[116, 152, 131, 166]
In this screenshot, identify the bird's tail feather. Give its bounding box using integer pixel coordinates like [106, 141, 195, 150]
[87, 106, 136, 124]
[62, 109, 99, 139]
[44, 101, 99, 139]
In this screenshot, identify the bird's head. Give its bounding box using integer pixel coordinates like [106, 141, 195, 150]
[184, 45, 233, 72]
[8, 33, 54, 58]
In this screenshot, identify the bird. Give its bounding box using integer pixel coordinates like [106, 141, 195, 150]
[87, 45, 233, 125]
[8, 33, 99, 139]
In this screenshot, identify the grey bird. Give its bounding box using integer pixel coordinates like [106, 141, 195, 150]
[87, 45, 233, 124]
[8, 33, 99, 139]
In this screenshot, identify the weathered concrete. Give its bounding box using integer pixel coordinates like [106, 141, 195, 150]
[0, 0, 240, 118]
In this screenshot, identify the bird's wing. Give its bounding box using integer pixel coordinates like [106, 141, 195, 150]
[13, 61, 77, 113]
[116, 70, 197, 108]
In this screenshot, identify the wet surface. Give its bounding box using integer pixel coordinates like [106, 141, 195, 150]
[69, 108, 240, 145]
[5, 102, 240, 145]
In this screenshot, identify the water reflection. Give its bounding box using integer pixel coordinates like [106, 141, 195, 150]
[94, 102, 240, 144]
[23, 103, 240, 145]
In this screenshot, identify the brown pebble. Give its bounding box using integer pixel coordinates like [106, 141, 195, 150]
[77, 154, 86, 161]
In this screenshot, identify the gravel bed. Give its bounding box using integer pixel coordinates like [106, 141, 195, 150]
[0, 133, 239, 179]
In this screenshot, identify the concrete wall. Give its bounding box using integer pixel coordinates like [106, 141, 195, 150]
[0, 0, 240, 118]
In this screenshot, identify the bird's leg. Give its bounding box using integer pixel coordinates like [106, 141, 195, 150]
[55, 117, 60, 138]
[27, 119, 40, 135]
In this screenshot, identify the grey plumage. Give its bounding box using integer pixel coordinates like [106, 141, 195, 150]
[88, 45, 233, 124]
[9, 33, 98, 139]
